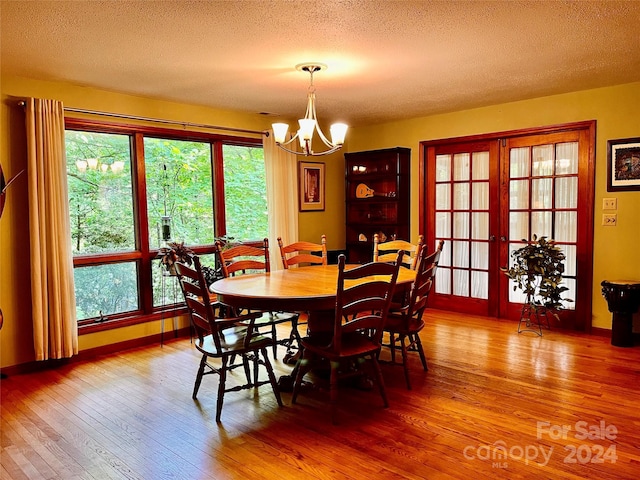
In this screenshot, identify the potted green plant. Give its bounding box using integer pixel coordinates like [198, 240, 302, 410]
[159, 241, 194, 275]
[502, 235, 572, 332]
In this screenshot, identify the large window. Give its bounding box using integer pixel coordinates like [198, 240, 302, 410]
[65, 119, 267, 328]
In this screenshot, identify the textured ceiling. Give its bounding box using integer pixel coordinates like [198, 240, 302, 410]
[2, 0, 640, 127]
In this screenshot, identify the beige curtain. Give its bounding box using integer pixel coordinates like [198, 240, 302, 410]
[26, 98, 78, 360]
[264, 132, 298, 270]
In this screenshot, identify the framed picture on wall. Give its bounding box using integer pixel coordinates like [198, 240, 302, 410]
[298, 161, 325, 211]
[607, 137, 640, 191]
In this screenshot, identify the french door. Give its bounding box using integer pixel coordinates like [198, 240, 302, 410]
[420, 122, 595, 331]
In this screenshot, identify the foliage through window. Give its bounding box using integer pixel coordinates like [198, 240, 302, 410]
[67, 131, 135, 254]
[65, 120, 267, 327]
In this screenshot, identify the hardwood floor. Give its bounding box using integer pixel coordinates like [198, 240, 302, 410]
[2, 310, 640, 479]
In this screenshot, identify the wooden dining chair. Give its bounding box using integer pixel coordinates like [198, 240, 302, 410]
[215, 238, 299, 361]
[277, 234, 327, 269]
[373, 233, 424, 270]
[382, 240, 444, 390]
[291, 251, 404, 424]
[277, 235, 327, 362]
[175, 255, 282, 422]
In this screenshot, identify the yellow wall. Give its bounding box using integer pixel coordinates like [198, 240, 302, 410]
[0, 75, 347, 369]
[2, 74, 639, 370]
[346, 81, 640, 331]
[296, 145, 346, 250]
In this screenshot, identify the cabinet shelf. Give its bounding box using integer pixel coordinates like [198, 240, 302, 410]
[345, 147, 410, 264]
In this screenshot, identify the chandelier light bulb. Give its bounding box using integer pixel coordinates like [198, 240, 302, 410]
[298, 119, 316, 140]
[330, 123, 348, 146]
[111, 161, 125, 173]
[76, 159, 88, 172]
[272, 123, 289, 144]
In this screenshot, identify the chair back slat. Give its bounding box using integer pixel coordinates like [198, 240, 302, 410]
[175, 256, 223, 351]
[403, 240, 445, 321]
[374, 234, 424, 270]
[278, 235, 327, 269]
[216, 238, 270, 277]
[332, 252, 403, 351]
[406, 265, 435, 317]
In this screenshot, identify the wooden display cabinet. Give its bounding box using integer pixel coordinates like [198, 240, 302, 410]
[344, 147, 410, 263]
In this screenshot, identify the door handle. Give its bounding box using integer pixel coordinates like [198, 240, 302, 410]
[500, 236, 507, 242]
[489, 235, 496, 242]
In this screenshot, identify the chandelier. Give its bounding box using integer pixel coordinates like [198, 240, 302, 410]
[75, 158, 125, 173]
[272, 63, 348, 156]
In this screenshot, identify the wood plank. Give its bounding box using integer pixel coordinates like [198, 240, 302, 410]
[2, 310, 639, 479]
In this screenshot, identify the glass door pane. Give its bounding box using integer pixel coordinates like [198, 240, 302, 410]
[505, 140, 579, 310]
[433, 149, 491, 303]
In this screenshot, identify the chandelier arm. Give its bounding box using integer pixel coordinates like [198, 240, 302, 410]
[314, 124, 336, 149]
[274, 143, 306, 156]
[305, 145, 342, 156]
[273, 143, 341, 157]
[276, 131, 301, 147]
[308, 93, 337, 149]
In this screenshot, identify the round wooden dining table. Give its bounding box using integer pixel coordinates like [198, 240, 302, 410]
[211, 263, 417, 325]
[211, 264, 416, 390]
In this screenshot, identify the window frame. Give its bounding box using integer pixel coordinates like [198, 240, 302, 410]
[65, 117, 263, 333]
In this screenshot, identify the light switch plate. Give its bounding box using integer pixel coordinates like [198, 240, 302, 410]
[603, 198, 617, 210]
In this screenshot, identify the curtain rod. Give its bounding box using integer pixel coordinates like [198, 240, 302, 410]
[17, 101, 269, 137]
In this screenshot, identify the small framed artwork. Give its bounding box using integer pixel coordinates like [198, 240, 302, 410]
[607, 137, 640, 191]
[298, 161, 325, 211]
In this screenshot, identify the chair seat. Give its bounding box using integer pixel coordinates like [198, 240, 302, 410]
[196, 328, 273, 356]
[384, 313, 425, 335]
[240, 310, 300, 361]
[301, 331, 380, 360]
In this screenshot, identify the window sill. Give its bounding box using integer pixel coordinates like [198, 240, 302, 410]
[78, 306, 188, 335]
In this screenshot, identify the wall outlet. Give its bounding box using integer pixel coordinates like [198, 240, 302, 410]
[603, 198, 617, 210]
[602, 213, 617, 226]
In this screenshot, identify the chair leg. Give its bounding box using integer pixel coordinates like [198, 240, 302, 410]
[289, 317, 301, 350]
[253, 352, 260, 386]
[291, 350, 312, 404]
[370, 354, 389, 408]
[271, 323, 278, 360]
[414, 333, 428, 371]
[399, 335, 412, 390]
[216, 357, 228, 423]
[192, 355, 207, 399]
[389, 333, 396, 363]
[329, 360, 340, 425]
[261, 347, 283, 407]
[283, 316, 303, 364]
[242, 354, 252, 386]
